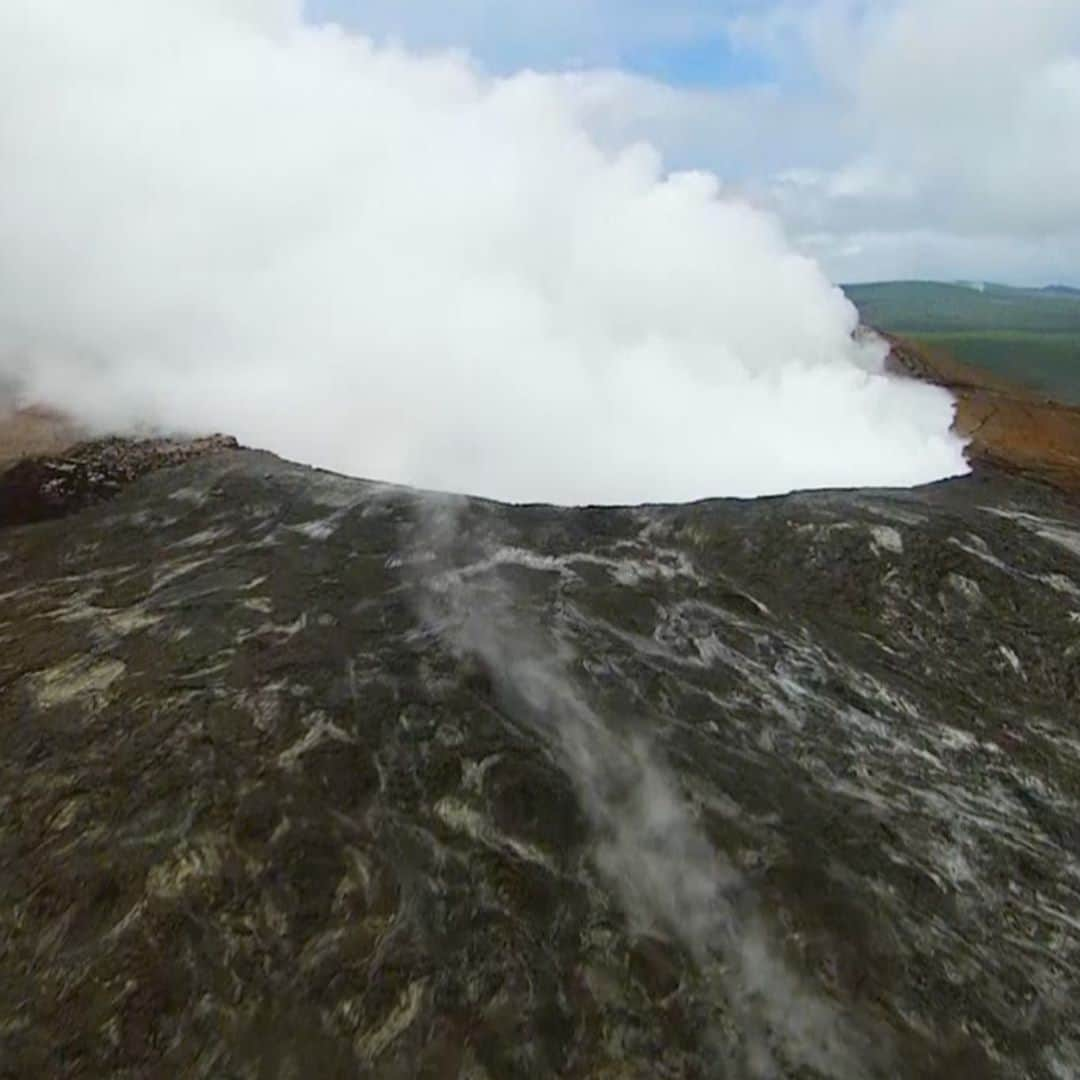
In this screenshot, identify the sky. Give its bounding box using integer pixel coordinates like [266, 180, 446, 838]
[305, 0, 777, 86]
[305, 0, 1080, 286]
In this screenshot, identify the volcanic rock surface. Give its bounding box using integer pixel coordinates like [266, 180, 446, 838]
[884, 333, 1080, 493]
[0, 434, 239, 529]
[2, 444, 1079, 1078]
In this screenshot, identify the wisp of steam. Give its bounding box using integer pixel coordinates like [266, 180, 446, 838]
[414, 500, 884, 1077]
[0, 0, 966, 505]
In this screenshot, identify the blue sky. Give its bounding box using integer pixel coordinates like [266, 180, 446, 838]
[603, 37, 773, 88]
[303, 0, 778, 88]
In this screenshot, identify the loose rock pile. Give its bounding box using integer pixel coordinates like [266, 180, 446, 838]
[0, 434, 239, 528]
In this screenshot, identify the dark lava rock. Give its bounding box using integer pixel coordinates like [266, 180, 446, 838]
[1, 446, 1079, 1078]
[0, 434, 238, 527]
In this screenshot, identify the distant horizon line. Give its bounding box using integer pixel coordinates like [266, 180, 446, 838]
[839, 278, 1080, 293]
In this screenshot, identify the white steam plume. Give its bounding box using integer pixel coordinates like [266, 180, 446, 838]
[413, 499, 886, 1077]
[0, 0, 966, 505]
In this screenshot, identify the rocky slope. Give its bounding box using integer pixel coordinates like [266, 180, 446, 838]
[0, 434, 238, 528]
[884, 333, 1080, 493]
[2, 442, 1079, 1078]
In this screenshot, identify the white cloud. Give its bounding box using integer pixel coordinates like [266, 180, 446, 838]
[740, 0, 1080, 279]
[0, 0, 964, 504]
[499, 0, 1080, 284]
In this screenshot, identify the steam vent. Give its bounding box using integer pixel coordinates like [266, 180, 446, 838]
[2, 422, 1079, 1078]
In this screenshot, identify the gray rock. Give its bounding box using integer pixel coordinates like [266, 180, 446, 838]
[1, 447, 1078, 1078]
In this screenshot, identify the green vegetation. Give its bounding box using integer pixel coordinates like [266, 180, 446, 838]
[842, 281, 1080, 404]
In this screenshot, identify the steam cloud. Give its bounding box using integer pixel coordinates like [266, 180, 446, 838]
[0, 1, 966, 504]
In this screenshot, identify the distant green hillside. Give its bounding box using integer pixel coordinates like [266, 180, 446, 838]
[842, 281, 1080, 404]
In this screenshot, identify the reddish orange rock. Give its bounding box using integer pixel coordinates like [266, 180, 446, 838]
[884, 332, 1080, 495]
